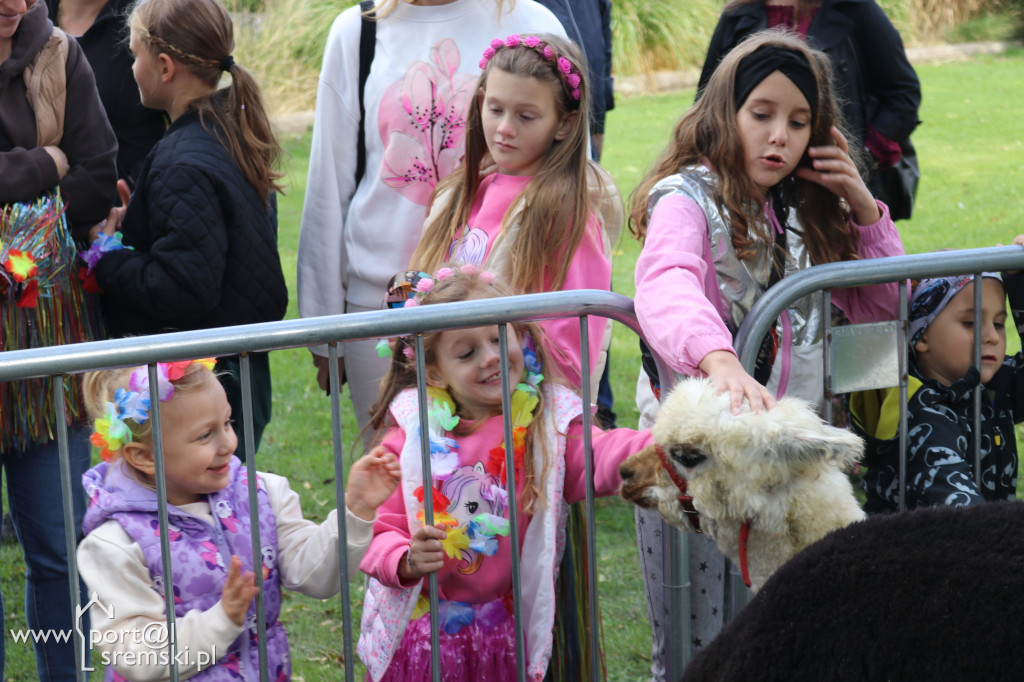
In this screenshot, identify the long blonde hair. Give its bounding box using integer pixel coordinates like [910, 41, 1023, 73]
[628, 29, 862, 266]
[130, 0, 283, 205]
[369, 266, 552, 512]
[411, 34, 600, 294]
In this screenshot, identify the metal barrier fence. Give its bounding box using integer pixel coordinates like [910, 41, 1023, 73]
[0, 290, 672, 682]
[657, 245, 1024, 676]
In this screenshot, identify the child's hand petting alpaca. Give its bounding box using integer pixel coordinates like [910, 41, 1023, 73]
[346, 447, 401, 521]
[699, 349, 776, 415]
[221, 555, 259, 627]
[398, 524, 448, 581]
[798, 126, 881, 227]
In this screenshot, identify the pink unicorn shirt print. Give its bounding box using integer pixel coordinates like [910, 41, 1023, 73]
[379, 39, 477, 205]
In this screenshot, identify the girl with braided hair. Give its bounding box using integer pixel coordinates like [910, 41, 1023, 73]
[85, 0, 287, 460]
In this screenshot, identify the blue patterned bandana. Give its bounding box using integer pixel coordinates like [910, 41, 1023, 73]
[908, 273, 1003, 346]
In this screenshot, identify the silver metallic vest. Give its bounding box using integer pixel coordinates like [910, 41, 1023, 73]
[649, 166, 825, 403]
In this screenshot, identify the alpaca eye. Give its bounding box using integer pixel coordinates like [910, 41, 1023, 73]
[669, 445, 707, 469]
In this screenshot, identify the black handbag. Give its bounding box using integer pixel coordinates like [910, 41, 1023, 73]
[871, 138, 920, 221]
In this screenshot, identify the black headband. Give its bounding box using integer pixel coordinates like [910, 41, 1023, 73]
[734, 46, 818, 117]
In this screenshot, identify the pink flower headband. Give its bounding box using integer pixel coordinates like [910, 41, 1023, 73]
[377, 264, 499, 361]
[479, 34, 583, 102]
[90, 358, 216, 461]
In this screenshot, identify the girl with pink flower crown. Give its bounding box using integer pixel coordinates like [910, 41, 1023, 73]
[76, 360, 400, 681]
[411, 33, 623, 395]
[358, 266, 652, 681]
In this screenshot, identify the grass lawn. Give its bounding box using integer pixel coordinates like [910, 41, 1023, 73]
[2, 48, 1023, 681]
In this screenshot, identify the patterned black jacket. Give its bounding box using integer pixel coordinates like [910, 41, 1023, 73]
[851, 273, 1024, 513]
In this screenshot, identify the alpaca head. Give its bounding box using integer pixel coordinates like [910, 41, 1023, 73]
[620, 377, 866, 588]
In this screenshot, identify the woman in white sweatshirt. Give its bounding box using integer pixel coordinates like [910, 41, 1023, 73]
[296, 0, 566, 445]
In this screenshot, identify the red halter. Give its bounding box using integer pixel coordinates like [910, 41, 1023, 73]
[654, 444, 754, 588]
[654, 444, 702, 533]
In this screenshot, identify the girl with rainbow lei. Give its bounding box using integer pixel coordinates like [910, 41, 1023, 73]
[76, 358, 400, 680]
[358, 265, 653, 681]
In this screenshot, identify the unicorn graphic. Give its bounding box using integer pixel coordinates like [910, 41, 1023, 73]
[442, 462, 509, 575]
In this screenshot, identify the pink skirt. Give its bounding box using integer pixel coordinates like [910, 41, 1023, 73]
[379, 600, 518, 682]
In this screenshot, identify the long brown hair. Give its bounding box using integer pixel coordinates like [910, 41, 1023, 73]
[411, 33, 602, 294]
[130, 0, 282, 205]
[369, 266, 553, 512]
[628, 29, 862, 266]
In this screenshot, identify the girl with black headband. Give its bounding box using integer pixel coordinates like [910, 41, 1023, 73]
[626, 29, 905, 673]
[85, 0, 287, 461]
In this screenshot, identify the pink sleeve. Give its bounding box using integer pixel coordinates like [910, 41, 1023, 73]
[634, 194, 736, 376]
[358, 429, 417, 589]
[562, 422, 654, 504]
[539, 212, 611, 389]
[832, 201, 907, 323]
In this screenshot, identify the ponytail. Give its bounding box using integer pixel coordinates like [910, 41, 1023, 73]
[130, 0, 283, 205]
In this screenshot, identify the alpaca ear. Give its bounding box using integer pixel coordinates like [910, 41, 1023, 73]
[776, 422, 864, 469]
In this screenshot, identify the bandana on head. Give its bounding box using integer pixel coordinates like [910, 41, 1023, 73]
[908, 273, 1003, 346]
[735, 45, 818, 117]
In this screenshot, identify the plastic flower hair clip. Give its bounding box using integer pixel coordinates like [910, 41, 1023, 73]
[90, 358, 216, 461]
[479, 34, 583, 101]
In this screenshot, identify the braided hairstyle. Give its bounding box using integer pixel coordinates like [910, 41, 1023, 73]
[129, 0, 282, 205]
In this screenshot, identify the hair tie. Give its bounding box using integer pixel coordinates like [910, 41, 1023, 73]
[734, 45, 818, 117]
[220, 55, 235, 72]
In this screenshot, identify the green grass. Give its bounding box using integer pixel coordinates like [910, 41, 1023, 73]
[3, 49, 1024, 681]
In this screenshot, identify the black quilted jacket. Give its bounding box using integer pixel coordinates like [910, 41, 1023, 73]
[95, 109, 287, 336]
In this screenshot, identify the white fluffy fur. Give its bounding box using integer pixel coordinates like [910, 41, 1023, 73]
[620, 377, 866, 590]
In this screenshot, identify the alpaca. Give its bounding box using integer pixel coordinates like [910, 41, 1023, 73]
[619, 377, 866, 591]
[681, 501, 1024, 681]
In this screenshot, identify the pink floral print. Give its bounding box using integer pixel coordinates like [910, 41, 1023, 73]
[379, 39, 477, 206]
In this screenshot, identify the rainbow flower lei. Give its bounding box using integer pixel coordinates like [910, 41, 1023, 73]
[90, 359, 216, 461]
[417, 332, 543, 558]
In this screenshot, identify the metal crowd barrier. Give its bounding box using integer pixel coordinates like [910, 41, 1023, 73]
[0, 290, 672, 682]
[657, 245, 1024, 675]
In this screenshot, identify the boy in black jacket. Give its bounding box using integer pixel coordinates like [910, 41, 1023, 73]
[851, 238, 1024, 512]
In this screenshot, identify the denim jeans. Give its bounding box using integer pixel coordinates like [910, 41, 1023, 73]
[1, 426, 90, 681]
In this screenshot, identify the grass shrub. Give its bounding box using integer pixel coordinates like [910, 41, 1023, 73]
[229, 0, 355, 114]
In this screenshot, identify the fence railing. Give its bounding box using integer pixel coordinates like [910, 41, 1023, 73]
[0, 290, 673, 682]
[13, 247, 1019, 680]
